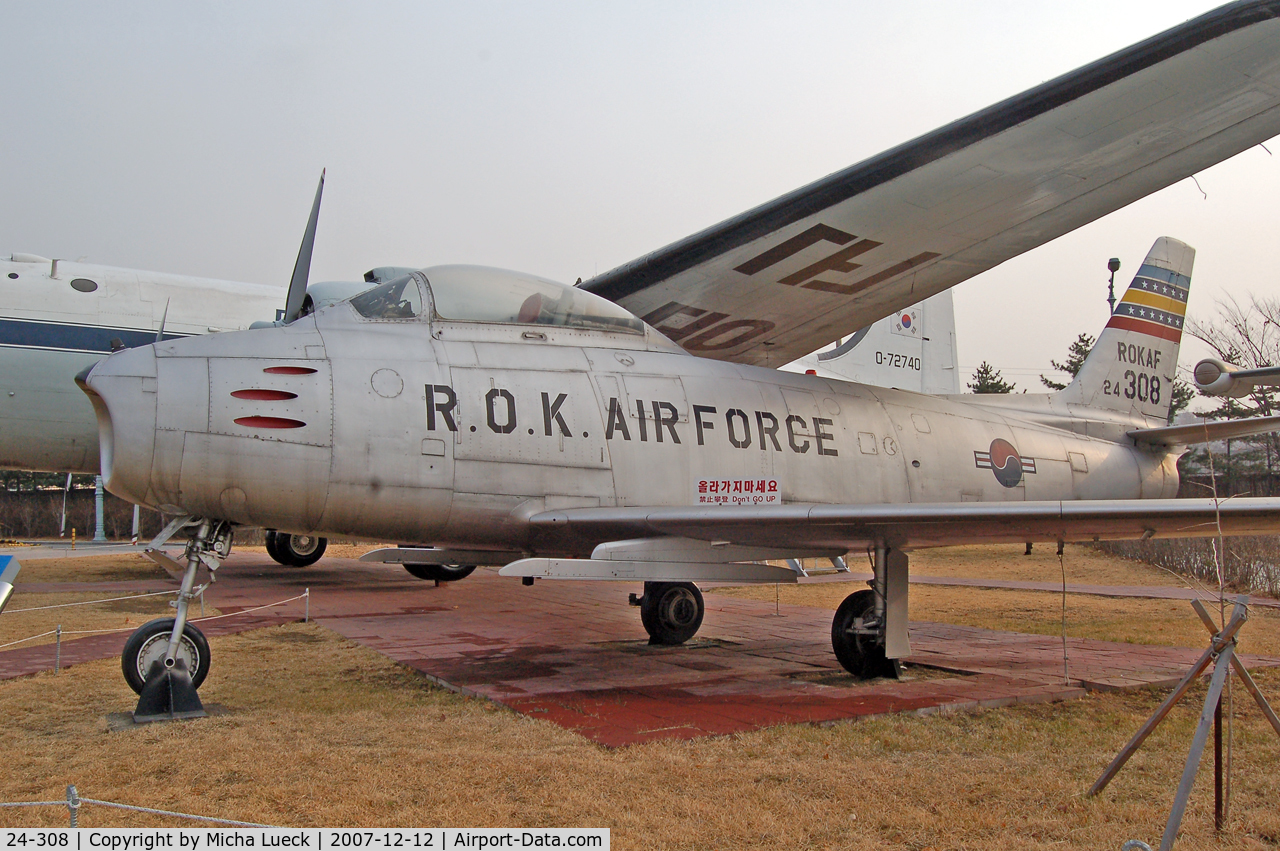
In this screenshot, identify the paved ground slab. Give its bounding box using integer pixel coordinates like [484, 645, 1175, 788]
[5, 551, 1277, 747]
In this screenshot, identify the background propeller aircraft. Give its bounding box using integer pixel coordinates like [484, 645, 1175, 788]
[3, 201, 955, 565]
[70, 1, 1280, 713]
[0, 176, 359, 564]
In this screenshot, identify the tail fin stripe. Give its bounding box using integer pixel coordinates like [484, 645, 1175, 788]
[1133, 264, 1191, 291]
[1104, 314, 1183, 342]
[1109, 302, 1185, 331]
[1122, 289, 1188, 315]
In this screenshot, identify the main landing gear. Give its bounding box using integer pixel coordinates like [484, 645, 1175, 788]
[830, 545, 910, 680]
[403, 563, 477, 582]
[831, 590, 898, 679]
[123, 517, 233, 721]
[635, 581, 705, 645]
[265, 530, 327, 566]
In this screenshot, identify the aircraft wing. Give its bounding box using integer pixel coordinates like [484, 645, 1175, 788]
[581, 2, 1280, 366]
[1128, 415, 1280, 447]
[528, 497, 1280, 552]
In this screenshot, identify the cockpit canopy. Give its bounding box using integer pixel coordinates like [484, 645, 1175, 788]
[348, 265, 645, 335]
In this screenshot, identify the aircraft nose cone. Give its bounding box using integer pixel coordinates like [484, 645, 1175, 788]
[78, 346, 159, 507]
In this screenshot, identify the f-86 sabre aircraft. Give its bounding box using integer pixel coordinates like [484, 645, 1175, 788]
[72, 1, 1280, 714]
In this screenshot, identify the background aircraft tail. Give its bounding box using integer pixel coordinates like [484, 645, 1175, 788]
[1056, 237, 1193, 424]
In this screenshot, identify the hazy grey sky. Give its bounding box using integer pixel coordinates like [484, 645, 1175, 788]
[3, 1, 1275, 388]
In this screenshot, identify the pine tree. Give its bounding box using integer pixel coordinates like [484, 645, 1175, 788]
[968, 361, 1016, 394]
[1040, 333, 1094, 390]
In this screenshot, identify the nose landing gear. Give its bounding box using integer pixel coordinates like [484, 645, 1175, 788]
[125, 517, 232, 722]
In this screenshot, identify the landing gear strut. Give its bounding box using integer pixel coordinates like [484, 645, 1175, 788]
[125, 517, 232, 721]
[265, 530, 327, 566]
[831, 544, 909, 680]
[638, 581, 704, 645]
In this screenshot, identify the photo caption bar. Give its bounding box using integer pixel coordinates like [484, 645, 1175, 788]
[2, 830, 609, 851]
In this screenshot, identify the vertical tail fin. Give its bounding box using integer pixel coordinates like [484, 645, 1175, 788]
[1057, 237, 1194, 424]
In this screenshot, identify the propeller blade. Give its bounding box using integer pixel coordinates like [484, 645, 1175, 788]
[283, 169, 325, 324]
[155, 298, 170, 343]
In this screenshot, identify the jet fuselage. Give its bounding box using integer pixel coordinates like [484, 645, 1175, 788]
[81, 267, 1178, 557]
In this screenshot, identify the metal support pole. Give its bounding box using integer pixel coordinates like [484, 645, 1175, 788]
[93, 475, 106, 542]
[59, 473, 72, 537]
[1090, 605, 1248, 796]
[131, 504, 140, 546]
[65, 785, 78, 827]
[1160, 648, 1234, 850]
[55, 625, 61, 674]
[1215, 696, 1225, 831]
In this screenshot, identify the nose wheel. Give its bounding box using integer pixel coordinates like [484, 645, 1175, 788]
[122, 618, 210, 694]
[639, 581, 705, 645]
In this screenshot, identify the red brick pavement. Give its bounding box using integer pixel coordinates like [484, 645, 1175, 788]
[4, 553, 1277, 747]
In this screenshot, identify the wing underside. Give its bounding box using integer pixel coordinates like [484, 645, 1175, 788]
[530, 497, 1280, 553]
[582, 2, 1280, 366]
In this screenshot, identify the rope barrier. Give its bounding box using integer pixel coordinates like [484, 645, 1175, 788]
[189, 591, 309, 623]
[0, 800, 66, 807]
[0, 788, 276, 827]
[6, 588, 179, 613]
[0, 629, 57, 650]
[0, 590, 310, 646]
[77, 797, 275, 827]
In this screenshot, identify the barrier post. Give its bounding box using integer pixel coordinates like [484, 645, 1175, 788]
[55, 625, 61, 674]
[65, 786, 78, 827]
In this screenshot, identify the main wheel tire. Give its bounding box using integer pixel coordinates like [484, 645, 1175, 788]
[121, 618, 211, 695]
[266, 532, 327, 567]
[403, 563, 477, 582]
[282, 534, 326, 566]
[831, 589, 898, 679]
[639, 581, 704, 645]
[264, 530, 284, 563]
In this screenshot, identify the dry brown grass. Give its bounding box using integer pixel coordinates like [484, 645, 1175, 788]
[796, 543, 1196, 588]
[237, 543, 394, 560]
[3, 554, 217, 648]
[4, 544, 1280, 846]
[13, 553, 171, 584]
[0, 622, 1278, 848]
[908, 543, 1194, 587]
[711, 583, 1280, 657]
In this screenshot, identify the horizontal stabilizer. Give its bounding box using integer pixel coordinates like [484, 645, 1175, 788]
[1192, 358, 1280, 397]
[499, 558, 798, 584]
[360, 547, 523, 567]
[1128, 416, 1280, 447]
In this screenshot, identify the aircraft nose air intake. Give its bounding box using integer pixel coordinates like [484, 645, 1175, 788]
[77, 346, 159, 507]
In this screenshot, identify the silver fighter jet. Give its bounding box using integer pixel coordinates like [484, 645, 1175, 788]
[74, 2, 1280, 711]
